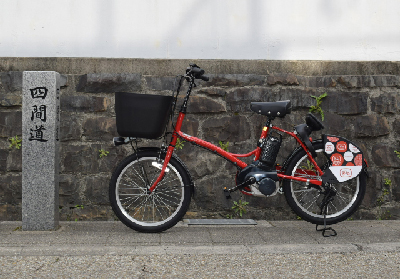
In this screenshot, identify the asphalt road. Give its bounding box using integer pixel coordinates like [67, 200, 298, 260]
[1, 220, 399, 278]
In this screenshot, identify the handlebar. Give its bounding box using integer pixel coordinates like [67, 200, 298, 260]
[186, 64, 209, 81]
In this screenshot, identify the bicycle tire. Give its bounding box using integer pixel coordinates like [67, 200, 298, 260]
[283, 142, 366, 225]
[109, 149, 192, 233]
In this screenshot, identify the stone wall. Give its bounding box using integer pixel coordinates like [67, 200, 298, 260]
[1, 58, 400, 221]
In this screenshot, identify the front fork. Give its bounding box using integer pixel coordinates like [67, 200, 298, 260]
[148, 137, 177, 193]
[148, 113, 185, 193]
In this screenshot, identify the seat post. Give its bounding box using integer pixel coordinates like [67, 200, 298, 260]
[265, 118, 273, 128]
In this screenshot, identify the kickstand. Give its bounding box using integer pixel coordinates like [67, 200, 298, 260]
[316, 190, 337, 237]
[316, 214, 337, 237]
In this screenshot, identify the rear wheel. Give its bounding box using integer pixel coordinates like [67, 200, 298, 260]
[283, 142, 366, 225]
[109, 149, 192, 233]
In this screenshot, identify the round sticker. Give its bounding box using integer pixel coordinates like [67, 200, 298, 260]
[331, 153, 344, 166]
[344, 151, 354, 161]
[336, 141, 348, 153]
[349, 143, 360, 153]
[327, 136, 339, 142]
[325, 142, 335, 154]
[354, 154, 363, 166]
[346, 162, 355, 166]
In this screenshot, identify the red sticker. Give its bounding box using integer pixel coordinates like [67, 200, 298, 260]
[346, 162, 355, 166]
[327, 136, 339, 142]
[336, 141, 348, 152]
[354, 154, 363, 166]
[331, 153, 344, 166]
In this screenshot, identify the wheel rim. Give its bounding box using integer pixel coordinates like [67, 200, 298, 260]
[115, 156, 184, 227]
[290, 149, 360, 219]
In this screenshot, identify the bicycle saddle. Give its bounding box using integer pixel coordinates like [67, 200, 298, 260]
[250, 100, 291, 118]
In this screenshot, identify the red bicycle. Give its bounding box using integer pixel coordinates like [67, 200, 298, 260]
[109, 64, 368, 234]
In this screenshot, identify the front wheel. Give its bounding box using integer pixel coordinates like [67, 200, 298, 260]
[283, 142, 366, 225]
[109, 149, 193, 233]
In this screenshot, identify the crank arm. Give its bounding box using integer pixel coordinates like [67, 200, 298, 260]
[223, 177, 256, 199]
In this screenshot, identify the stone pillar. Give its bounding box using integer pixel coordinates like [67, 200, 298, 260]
[22, 72, 66, 230]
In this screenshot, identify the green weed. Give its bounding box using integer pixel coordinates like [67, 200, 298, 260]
[175, 138, 186, 150]
[9, 135, 22, 149]
[99, 149, 109, 158]
[232, 199, 249, 217]
[219, 141, 229, 152]
[310, 93, 327, 121]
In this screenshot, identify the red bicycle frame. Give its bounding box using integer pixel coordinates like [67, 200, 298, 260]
[149, 111, 323, 193]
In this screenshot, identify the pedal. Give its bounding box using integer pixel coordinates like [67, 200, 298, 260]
[223, 187, 232, 199]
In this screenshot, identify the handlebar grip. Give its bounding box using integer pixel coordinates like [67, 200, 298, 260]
[200, 75, 209, 81]
[191, 66, 205, 76]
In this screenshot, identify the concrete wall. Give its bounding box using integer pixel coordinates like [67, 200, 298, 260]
[1, 58, 400, 221]
[1, 0, 400, 60]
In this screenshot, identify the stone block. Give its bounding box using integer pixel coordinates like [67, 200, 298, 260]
[275, 88, 315, 110]
[76, 73, 141, 93]
[0, 174, 22, 204]
[392, 170, 400, 201]
[0, 94, 22, 107]
[82, 116, 117, 141]
[373, 75, 399, 87]
[0, 149, 7, 171]
[178, 95, 226, 113]
[322, 112, 352, 137]
[196, 88, 226, 97]
[392, 118, 400, 135]
[144, 76, 176, 91]
[97, 145, 127, 173]
[0, 204, 21, 221]
[355, 115, 390, 137]
[338, 76, 362, 88]
[0, 111, 22, 137]
[180, 117, 199, 137]
[60, 112, 81, 141]
[202, 115, 251, 142]
[84, 176, 109, 205]
[0, 72, 23, 92]
[361, 76, 376, 87]
[176, 146, 226, 179]
[61, 143, 124, 174]
[226, 87, 267, 112]
[323, 91, 368, 115]
[61, 144, 98, 174]
[267, 73, 299, 85]
[296, 76, 337, 88]
[192, 176, 220, 211]
[204, 74, 266, 87]
[7, 149, 22, 172]
[371, 144, 400, 168]
[59, 174, 82, 207]
[61, 95, 109, 112]
[371, 93, 399, 114]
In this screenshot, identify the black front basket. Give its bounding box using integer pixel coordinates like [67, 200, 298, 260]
[115, 92, 173, 139]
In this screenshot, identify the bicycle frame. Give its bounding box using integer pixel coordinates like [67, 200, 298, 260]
[149, 79, 323, 193]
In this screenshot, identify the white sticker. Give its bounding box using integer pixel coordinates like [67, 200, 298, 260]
[349, 143, 360, 153]
[329, 166, 362, 182]
[325, 142, 335, 154]
[343, 151, 354, 162]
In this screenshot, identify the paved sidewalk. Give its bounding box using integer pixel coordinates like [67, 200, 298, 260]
[1, 220, 399, 256]
[1, 220, 399, 278]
